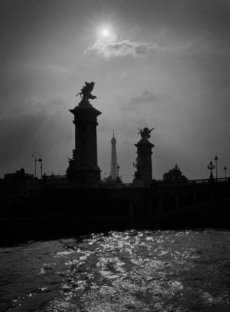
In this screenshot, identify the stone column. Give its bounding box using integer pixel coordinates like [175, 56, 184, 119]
[134, 139, 154, 185]
[133, 128, 154, 186]
[69, 101, 101, 186]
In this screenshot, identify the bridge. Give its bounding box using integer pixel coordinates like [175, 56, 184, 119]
[0, 178, 229, 244]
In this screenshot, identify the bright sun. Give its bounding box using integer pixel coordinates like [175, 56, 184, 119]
[97, 25, 116, 41]
[101, 28, 110, 37]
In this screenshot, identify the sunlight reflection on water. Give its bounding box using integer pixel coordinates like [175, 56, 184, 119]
[1, 230, 230, 311]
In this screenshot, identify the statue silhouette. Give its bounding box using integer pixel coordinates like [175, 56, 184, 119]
[76, 81, 97, 103]
[138, 127, 154, 140]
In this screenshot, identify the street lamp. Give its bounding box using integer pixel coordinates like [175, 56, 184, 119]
[38, 157, 43, 178]
[224, 166, 227, 181]
[214, 155, 218, 181]
[31, 152, 43, 179]
[117, 165, 120, 177]
[208, 161, 215, 181]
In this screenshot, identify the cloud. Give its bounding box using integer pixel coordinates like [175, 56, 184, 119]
[119, 90, 160, 112]
[86, 38, 158, 58]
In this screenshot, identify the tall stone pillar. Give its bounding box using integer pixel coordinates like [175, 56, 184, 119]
[68, 82, 101, 186]
[133, 127, 154, 185]
[110, 131, 118, 180]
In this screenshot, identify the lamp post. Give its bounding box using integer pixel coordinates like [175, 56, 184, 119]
[117, 165, 120, 177]
[32, 152, 43, 179]
[38, 157, 43, 178]
[224, 166, 227, 181]
[208, 161, 215, 181]
[214, 155, 218, 181]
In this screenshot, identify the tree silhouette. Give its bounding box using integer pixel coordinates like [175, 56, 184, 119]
[163, 165, 188, 183]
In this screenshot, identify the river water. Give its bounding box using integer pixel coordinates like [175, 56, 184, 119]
[0, 230, 230, 312]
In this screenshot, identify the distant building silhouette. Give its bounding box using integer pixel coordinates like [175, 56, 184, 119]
[4, 168, 34, 184]
[110, 131, 119, 181]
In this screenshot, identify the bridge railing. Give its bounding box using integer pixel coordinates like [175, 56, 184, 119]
[188, 177, 229, 184]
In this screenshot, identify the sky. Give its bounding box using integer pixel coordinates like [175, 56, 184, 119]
[0, 0, 230, 182]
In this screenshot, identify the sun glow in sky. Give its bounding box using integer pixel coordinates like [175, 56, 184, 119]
[101, 28, 110, 37]
[97, 25, 116, 41]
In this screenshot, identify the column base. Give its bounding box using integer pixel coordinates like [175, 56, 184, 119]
[69, 167, 101, 187]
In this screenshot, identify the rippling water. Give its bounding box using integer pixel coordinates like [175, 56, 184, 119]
[0, 230, 230, 312]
